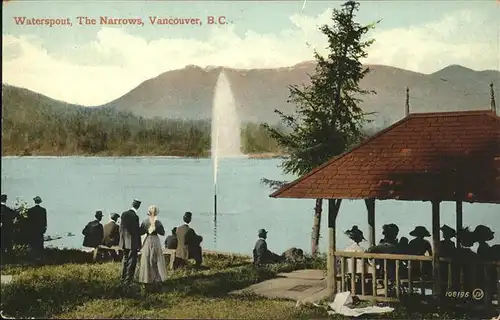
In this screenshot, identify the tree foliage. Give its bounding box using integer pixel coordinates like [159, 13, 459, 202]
[263, 0, 379, 176]
[261, 1, 379, 255]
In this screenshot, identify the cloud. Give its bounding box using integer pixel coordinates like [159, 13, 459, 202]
[2, 8, 498, 106]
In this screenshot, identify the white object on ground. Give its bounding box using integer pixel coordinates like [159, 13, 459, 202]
[327, 291, 394, 317]
[1, 275, 13, 284]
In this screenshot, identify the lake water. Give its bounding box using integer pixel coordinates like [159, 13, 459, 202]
[1, 157, 499, 255]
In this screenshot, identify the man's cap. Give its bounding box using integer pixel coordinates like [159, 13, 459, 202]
[110, 213, 120, 221]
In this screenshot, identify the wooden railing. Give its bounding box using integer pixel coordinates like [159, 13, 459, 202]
[334, 251, 500, 306]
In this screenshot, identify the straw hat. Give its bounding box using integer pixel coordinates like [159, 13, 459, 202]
[473, 225, 494, 241]
[409, 226, 431, 238]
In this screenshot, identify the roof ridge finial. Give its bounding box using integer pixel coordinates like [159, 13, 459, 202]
[405, 87, 410, 117]
[490, 82, 496, 115]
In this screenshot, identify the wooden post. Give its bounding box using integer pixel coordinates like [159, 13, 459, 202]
[365, 199, 376, 246]
[432, 200, 441, 296]
[405, 87, 410, 117]
[490, 82, 496, 115]
[327, 199, 342, 298]
[456, 201, 463, 248]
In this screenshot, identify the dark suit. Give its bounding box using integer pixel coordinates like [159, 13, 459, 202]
[253, 238, 282, 265]
[165, 235, 178, 250]
[176, 224, 203, 266]
[26, 205, 47, 261]
[119, 208, 141, 284]
[253, 238, 268, 265]
[102, 221, 120, 247]
[82, 219, 104, 248]
[1, 203, 18, 255]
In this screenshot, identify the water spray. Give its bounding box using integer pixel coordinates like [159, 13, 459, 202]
[210, 71, 242, 246]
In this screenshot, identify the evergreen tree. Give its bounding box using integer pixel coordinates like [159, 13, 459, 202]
[262, 0, 379, 255]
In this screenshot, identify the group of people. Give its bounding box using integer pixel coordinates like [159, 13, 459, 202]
[354, 223, 500, 261]
[81, 199, 204, 288]
[339, 222, 499, 292]
[0, 194, 47, 262]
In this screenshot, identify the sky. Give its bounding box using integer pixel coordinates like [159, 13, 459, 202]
[2, 0, 500, 106]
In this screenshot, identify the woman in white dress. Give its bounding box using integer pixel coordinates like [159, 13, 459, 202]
[137, 205, 168, 289]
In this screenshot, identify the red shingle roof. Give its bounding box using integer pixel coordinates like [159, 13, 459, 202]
[270, 110, 500, 204]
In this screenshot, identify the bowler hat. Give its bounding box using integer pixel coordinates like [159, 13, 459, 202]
[345, 225, 366, 241]
[440, 224, 456, 237]
[33, 196, 42, 204]
[110, 213, 120, 221]
[95, 211, 103, 218]
[184, 211, 192, 219]
[258, 229, 268, 237]
[409, 226, 431, 237]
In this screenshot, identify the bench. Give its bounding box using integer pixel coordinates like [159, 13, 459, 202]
[93, 245, 122, 261]
[163, 248, 177, 270]
[92, 246, 177, 270]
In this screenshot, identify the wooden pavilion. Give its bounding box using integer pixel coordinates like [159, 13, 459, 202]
[270, 106, 500, 307]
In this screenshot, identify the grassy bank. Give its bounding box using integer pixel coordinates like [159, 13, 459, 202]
[1, 249, 496, 319]
[1, 249, 327, 319]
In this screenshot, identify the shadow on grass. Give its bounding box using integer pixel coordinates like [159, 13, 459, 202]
[1, 247, 94, 274]
[161, 265, 277, 297]
[0, 252, 320, 318]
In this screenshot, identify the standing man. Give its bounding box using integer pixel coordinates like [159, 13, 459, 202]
[119, 199, 141, 285]
[27, 196, 47, 263]
[1, 194, 19, 257]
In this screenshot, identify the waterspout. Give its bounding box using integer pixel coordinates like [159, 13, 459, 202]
[211, 71, 243, 245]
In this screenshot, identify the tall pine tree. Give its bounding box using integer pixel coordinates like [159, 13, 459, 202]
[262, 1, 379, 255]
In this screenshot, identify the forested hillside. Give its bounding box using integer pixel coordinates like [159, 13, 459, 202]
[1, 85, 281, 156]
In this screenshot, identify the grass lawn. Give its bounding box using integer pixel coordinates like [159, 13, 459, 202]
[1, 248, 497, 319]
[1, 248, 328, 319]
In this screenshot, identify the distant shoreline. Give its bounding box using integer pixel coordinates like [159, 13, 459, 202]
[1, 152, 285, 159]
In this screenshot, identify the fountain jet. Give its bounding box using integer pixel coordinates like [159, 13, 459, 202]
[211, 71, 243, 243]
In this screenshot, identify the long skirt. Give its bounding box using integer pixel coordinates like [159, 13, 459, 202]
[137, 235, 168, 284]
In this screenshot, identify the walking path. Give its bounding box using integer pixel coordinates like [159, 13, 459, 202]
[230, 269, 329, 303]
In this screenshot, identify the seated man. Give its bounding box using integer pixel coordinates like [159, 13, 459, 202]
[102, 213, 121, 260]
[175, 212, 203, 267]
[165, 227, 178, 250]
[82, 211, 104, 249]
[102, 213, 120, 247]
[253, 229, 284, 266]
[366, 224, 400, 279]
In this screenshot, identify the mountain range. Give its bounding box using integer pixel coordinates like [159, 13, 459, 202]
[101, 62, 500, 128]
[3, 62, 499, 130]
